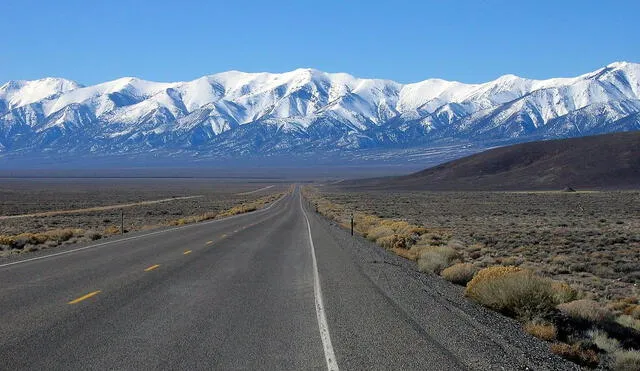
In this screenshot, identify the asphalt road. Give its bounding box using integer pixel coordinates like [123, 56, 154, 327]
[0, 187, 573, 370]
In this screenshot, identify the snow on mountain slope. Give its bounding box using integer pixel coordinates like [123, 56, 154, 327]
[398, 78, 477, 113]
[452, 62, 640, 137]
[0, 78, 81, 112]
[0, 62, 639, 157]
[41, 104, 96, 132]
[42, 77, 178, 117]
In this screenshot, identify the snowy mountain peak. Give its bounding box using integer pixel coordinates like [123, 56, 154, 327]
[290, 67, 321, 76]
[607, 61, 632, 69]
[0, 77, 81, 112]
[495, 74, 521, 81]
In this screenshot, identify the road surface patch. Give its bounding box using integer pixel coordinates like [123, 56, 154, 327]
[68, 290, 101, 305]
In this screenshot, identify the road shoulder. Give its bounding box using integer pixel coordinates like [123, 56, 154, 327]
[305, 201, 577, 370]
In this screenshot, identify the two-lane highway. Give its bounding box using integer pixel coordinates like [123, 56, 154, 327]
[0, 191, 327, 369]
[0, 187, 571, 370]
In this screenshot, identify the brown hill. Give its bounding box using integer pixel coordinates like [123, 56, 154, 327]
[342, 131, 640, 191]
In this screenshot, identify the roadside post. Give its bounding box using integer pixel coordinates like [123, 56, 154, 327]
[350, 212, 354, 236]
[120, 210, 124, 235]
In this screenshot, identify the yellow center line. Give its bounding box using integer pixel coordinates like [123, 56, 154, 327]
[144, 264, 160, 272]
[183, 250, 192, 255]
[206, 240, 213, 245]
[68, 290, 101, 305]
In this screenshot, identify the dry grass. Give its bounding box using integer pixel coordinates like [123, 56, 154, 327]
[465, 266, 573, 320]
[0, 179, 287, 237]
[366, 225, 396, 242]
[557, 299, 614, 323]
[305, 187, 466, 278]
[0, 195, 203, 220]
[551, 282, 579, 305]
[0, 228, 86, 252]
[169, 212, 218, 226]
[364, 219, 427, 250]
[375, 233, 408, 249]
[103, 225, 121, 236]
[550, 342, 599, 368]
[616, 315, 640, 332]
[441, 263, 478, 285]
[168, 193, 282, 226]
[405, 242, 454, 262]
[313, 189, 640, 305]
[589, 329, 621, 353]
[524, 322, 557, 341]
[613, 350, 640, 371]
[417, 246, 459, 274]
[0, 235, 14, 246]
[0, 189, 284, 256]
[303, 187, 432, 257]
[633, 306, 640, 320]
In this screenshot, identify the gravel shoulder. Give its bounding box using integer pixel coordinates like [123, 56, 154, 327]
[306, 201, 578, 370]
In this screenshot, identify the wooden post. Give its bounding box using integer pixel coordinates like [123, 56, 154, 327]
[350, 213, 354, 236]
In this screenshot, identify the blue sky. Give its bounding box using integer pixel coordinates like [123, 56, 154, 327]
[2, 0, 639, 85]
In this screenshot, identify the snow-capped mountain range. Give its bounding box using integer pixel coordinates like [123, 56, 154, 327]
[1, 62, 639, 159]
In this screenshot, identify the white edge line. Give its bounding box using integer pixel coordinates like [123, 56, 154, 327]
[0, 192, 289, 269]
[299, 192, 339, 371]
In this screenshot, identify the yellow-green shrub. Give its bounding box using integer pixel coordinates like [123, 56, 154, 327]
[465, 266, 572, 320]
[0, 235, 16, 246]
[366, 225, 395, 242]
[551, 282, 579, 304]
[557, 299, 613, 323]
[169, 193, 282, 226]
[550, 342, 599, 368]
[0, 228, 85, 249]
[613, 350, 640, 371]
[15, 233, 49, 245]
[47, 228, 82, 242]
[589, 329, 621, 353]
[376, 234, 409, 249]
[632, 306, 640, 320]
[616, 315, 640, 331]
[104, 225, 121, 235]
[441, 263, 478, 285]
[524, 322, 557, 341]
[417, 246, 459, 274]
[363, 220, 425, 249]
